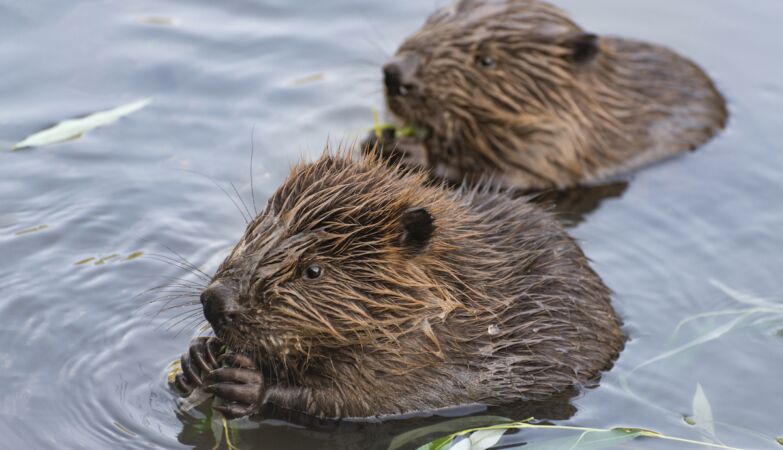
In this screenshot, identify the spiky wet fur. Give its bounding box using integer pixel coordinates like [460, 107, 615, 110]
[210, 148, 624, 418]
[386, 0, 727, 190]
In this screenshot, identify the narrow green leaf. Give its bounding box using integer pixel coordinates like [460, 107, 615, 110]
[12, 98, 152, 150]
[126, 251, 144, 260]
[390, 416, 511, 450]
[210, 411, 224, 448]
[633, 312, 750, 372]
[692, 383, 717, 441]
[14, 224, 48, 236]
[288, 73, 324, 86]
[509, 429, 641, 450]
[467, 429, 506, 450]
[416, 435, 454, 450]
[710, 279, 771, 308]
[449, 438, 471, 450]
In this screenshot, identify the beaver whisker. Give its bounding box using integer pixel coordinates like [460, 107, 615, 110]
[159, 244, 214, 281]
[134, 279, 205, 301]
[248, 126, 259, 216]
[146, 253, 211, 283]
[154, 301, 201, 314]
[147, 294, 200, 313]
[175, 168, 251, 224]
[177, 317, 208, 338]
[162, 309, 205, 334]
[143, 283, 204, 295]
[229, 181, 254, 223]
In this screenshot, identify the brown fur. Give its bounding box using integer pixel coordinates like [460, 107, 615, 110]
[207, 149, 624, 418]
[382, 0, 728, 190]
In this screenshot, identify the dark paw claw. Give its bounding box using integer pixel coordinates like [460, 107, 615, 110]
[174, 372, 193, 395]
[205, 354, 265, 419]
[173, 336, 225, 395]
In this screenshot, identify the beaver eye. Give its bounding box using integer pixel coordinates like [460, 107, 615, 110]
[303, 264, 323, 281]
[476, 56, 496, 69]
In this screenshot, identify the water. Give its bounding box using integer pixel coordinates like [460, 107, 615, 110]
[1, 0, 781, 449]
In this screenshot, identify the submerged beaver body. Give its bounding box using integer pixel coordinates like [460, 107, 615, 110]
[175, 151, 624, 419]
[378, 0, 727, 190]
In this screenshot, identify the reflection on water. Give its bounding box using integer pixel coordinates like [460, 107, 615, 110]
[1, 0, 782, 449]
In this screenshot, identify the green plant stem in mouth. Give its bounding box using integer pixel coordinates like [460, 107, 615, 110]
[371, 109, 428, 140]
[371, 122, 428, 139]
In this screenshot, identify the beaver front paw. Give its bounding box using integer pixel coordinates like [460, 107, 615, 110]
[204, 354, 265, 419]
[173, 336, 224, 395]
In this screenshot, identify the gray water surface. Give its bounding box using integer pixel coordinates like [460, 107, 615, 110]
[1, 0, 781, 449]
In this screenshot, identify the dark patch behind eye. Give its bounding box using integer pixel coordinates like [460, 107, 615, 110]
[566, 33, 599, 64]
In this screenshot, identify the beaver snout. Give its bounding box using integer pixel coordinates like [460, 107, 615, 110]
[201, 281, 241, 333]
[383, 53, 419, 97]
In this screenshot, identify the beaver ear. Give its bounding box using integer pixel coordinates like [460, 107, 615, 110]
[566, 33, 599, 64]
[400, 207, 435, 251]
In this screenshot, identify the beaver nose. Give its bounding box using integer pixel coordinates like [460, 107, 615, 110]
[201, 282, 241, 332]
[383, 55, 418, 97]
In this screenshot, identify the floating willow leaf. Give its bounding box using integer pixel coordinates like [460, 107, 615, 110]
[390, 416, 512, 450]
[692, 383, 717, 442]
[465, 429, 506, 450]
[12, 98, 152, 150]
[709, 279, 775, 308]
[510, 429, 642, 450]
[633, 312, 750, 373]
[409, 421, 743, 450]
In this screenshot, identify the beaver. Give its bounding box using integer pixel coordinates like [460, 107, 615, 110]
[173, 150, 624, 419]
[373, 0, 728, 190]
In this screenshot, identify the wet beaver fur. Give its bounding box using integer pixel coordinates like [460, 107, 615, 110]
[375, 0, 727, 190]
[174, 150, 624, 419]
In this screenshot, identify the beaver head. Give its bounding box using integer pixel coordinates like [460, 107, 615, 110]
[201, 150, 623, 418]
[202, 154, 454, 365]
[383, 0, 727, 190]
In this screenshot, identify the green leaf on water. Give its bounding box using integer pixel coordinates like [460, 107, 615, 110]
[391, 416, 512, 450]
[12, 98, 152, 150]
[692, 383, 717, 441]
[14, 224, 48, 236]
[776, 436, 783, 445]
[139, 16, 174, 26]
[126, 251, 144, 260]
[517, 429, 642, 450]
[633, 312, 750, 372]
[111, 421, 137, 438]
[407, 421, 743, 450]
[417, 435, 455, 450]
[465, 429, 506, 450]
[94, 254, 119, 265]
[288, 73, 324, 86]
